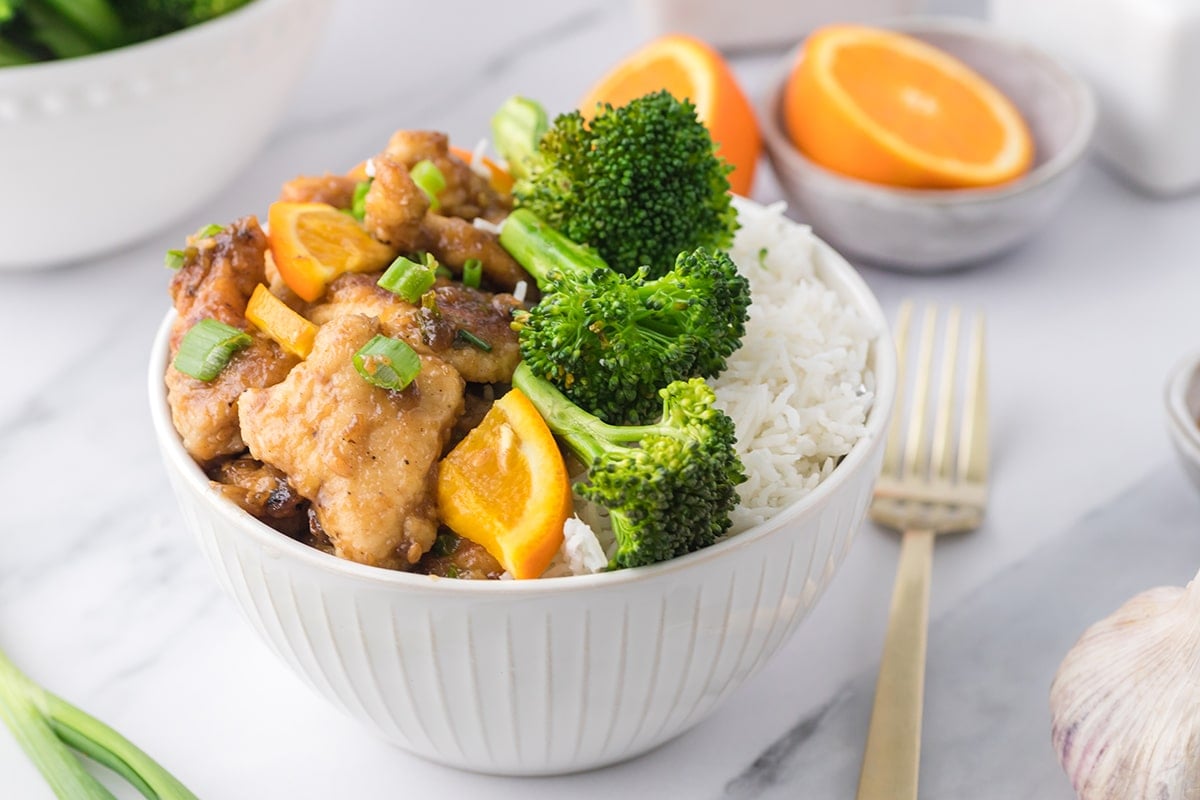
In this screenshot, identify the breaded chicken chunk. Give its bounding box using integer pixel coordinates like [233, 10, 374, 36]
[382, 130, 509, 221]
[308, 274, 523, 384]
[363, 155, 429, 251]
[238, 314, 465, 569]
[165, 217, 298, 463]
[278, 174, 360, 208]
[417, 213, 532, 295]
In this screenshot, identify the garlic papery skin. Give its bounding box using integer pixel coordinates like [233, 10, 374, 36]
[1050, 570, 1200, 800]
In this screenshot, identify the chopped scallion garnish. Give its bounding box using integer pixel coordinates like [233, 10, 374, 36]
[378, 255, 436, 303]
[164, 249, 186, 270]
[462, 258, 483, 289]
[173, 319, 252, 381]
[348, 180, 371, 222]
[455, 329, 493, 352]
[194, 223, 224, 239]
[353, 334, 422, 391]
[0, 646, 200, 800]
[421, 291, 440, 315]
[435, 265, 453, 279]
[411, 159, 446, 210]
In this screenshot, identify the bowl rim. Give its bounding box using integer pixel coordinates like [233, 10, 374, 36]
[759, 15, 1097, 206]
[0, 0, 289, 84]
[1165, 351, 1200, 458]
[148, 210, 896, 595]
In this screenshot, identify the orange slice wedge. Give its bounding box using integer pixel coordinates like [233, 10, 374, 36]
[580, 34, 761, 197]
[784, 25, 1034, 189]
[245, 284, 318, 358]
[267, 202, 396, 303]
[437, 388, 572, 579]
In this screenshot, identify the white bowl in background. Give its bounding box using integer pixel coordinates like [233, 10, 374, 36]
[1165, 352, 1200, 493]
[761, 16, 1096, 272]
[148, 219, 896, 775]
[0, 0, 331, 270]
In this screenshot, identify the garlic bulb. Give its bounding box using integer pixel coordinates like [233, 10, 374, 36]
[1050, 569, 1200, 799]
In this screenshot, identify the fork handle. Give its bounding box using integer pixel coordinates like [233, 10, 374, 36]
[856, 528, 936, 800]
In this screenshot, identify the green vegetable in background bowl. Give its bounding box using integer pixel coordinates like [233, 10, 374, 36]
[0, 0, 254, 65]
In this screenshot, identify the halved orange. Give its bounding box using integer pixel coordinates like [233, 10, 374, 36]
[437, 388, 572, 579]
[580, 34, 761, 197]
[784, 25, 1033, 189]
[267, 202, 396, 303]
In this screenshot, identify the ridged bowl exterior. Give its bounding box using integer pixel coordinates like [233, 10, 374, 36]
[0, 0, 331, 269]
[149, 231, 895, 775]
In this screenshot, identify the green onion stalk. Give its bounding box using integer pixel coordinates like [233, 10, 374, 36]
[0, 645, 199, 799]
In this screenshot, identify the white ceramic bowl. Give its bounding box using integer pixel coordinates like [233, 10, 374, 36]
[761, 16, 1096, 272]
[148, 229, 896, 775]
[0, 0, 330, 270]
[1165, 352, 1200, 493]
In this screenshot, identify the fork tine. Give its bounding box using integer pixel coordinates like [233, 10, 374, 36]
[881, 301, 914, 478]
[929, 306, 962, 481]
[902, 305, 938, 479]
[956, 313, 989, 484]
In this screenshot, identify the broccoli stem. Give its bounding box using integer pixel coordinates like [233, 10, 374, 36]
[514, 363, 685, 460]
[0, 645, 200, 800]
[513, 362, 610, 462]
[498, 208, 608, 288]
[490, 96, 548, 181]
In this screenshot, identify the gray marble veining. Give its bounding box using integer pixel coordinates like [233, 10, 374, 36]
[4, 0, 1200, 797]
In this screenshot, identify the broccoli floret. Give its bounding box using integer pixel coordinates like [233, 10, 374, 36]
[513, 363, 744, 570]
[492, 91, 738, 278]
[501, 208, 751, 424]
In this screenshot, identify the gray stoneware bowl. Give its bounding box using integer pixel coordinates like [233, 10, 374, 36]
[760, 16, 1096, 272]
[1165, 352, 1200, 493]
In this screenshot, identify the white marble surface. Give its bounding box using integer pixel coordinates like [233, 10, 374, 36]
[3, 0, 1200, 797]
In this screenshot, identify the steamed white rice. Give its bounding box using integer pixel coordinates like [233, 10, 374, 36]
[537, 199, 877, 576]
[716, 198, 876, 531]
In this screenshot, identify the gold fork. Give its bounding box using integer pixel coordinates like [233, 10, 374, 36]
[856, 302, 989, 800]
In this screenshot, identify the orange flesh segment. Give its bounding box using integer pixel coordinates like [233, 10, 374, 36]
[245, 283, 318, 358]
[784, 25, 1033, 189]
[832, 42, 1005, 164]
[580, 34, 761, 197]
[437, 388, 572, 579]
[267, 202, 395, 303]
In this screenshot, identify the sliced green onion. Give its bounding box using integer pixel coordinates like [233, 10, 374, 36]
[455, 329, 493, 352]
[173, 319, 252, 381]
[378, 255, 436, 303]
[757, 247, 769, 269]
[164, 249, 187, 270]
[435, 264, 453, 279]
[353, 334, 421, 391]
[348, 180, 371, 223]
[411, 159, 446, 210]
[421, 291, 440, 315]
[462, 258, 483, 289]
[194, 223, 223, 239]
[0, 646, 200, 800]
